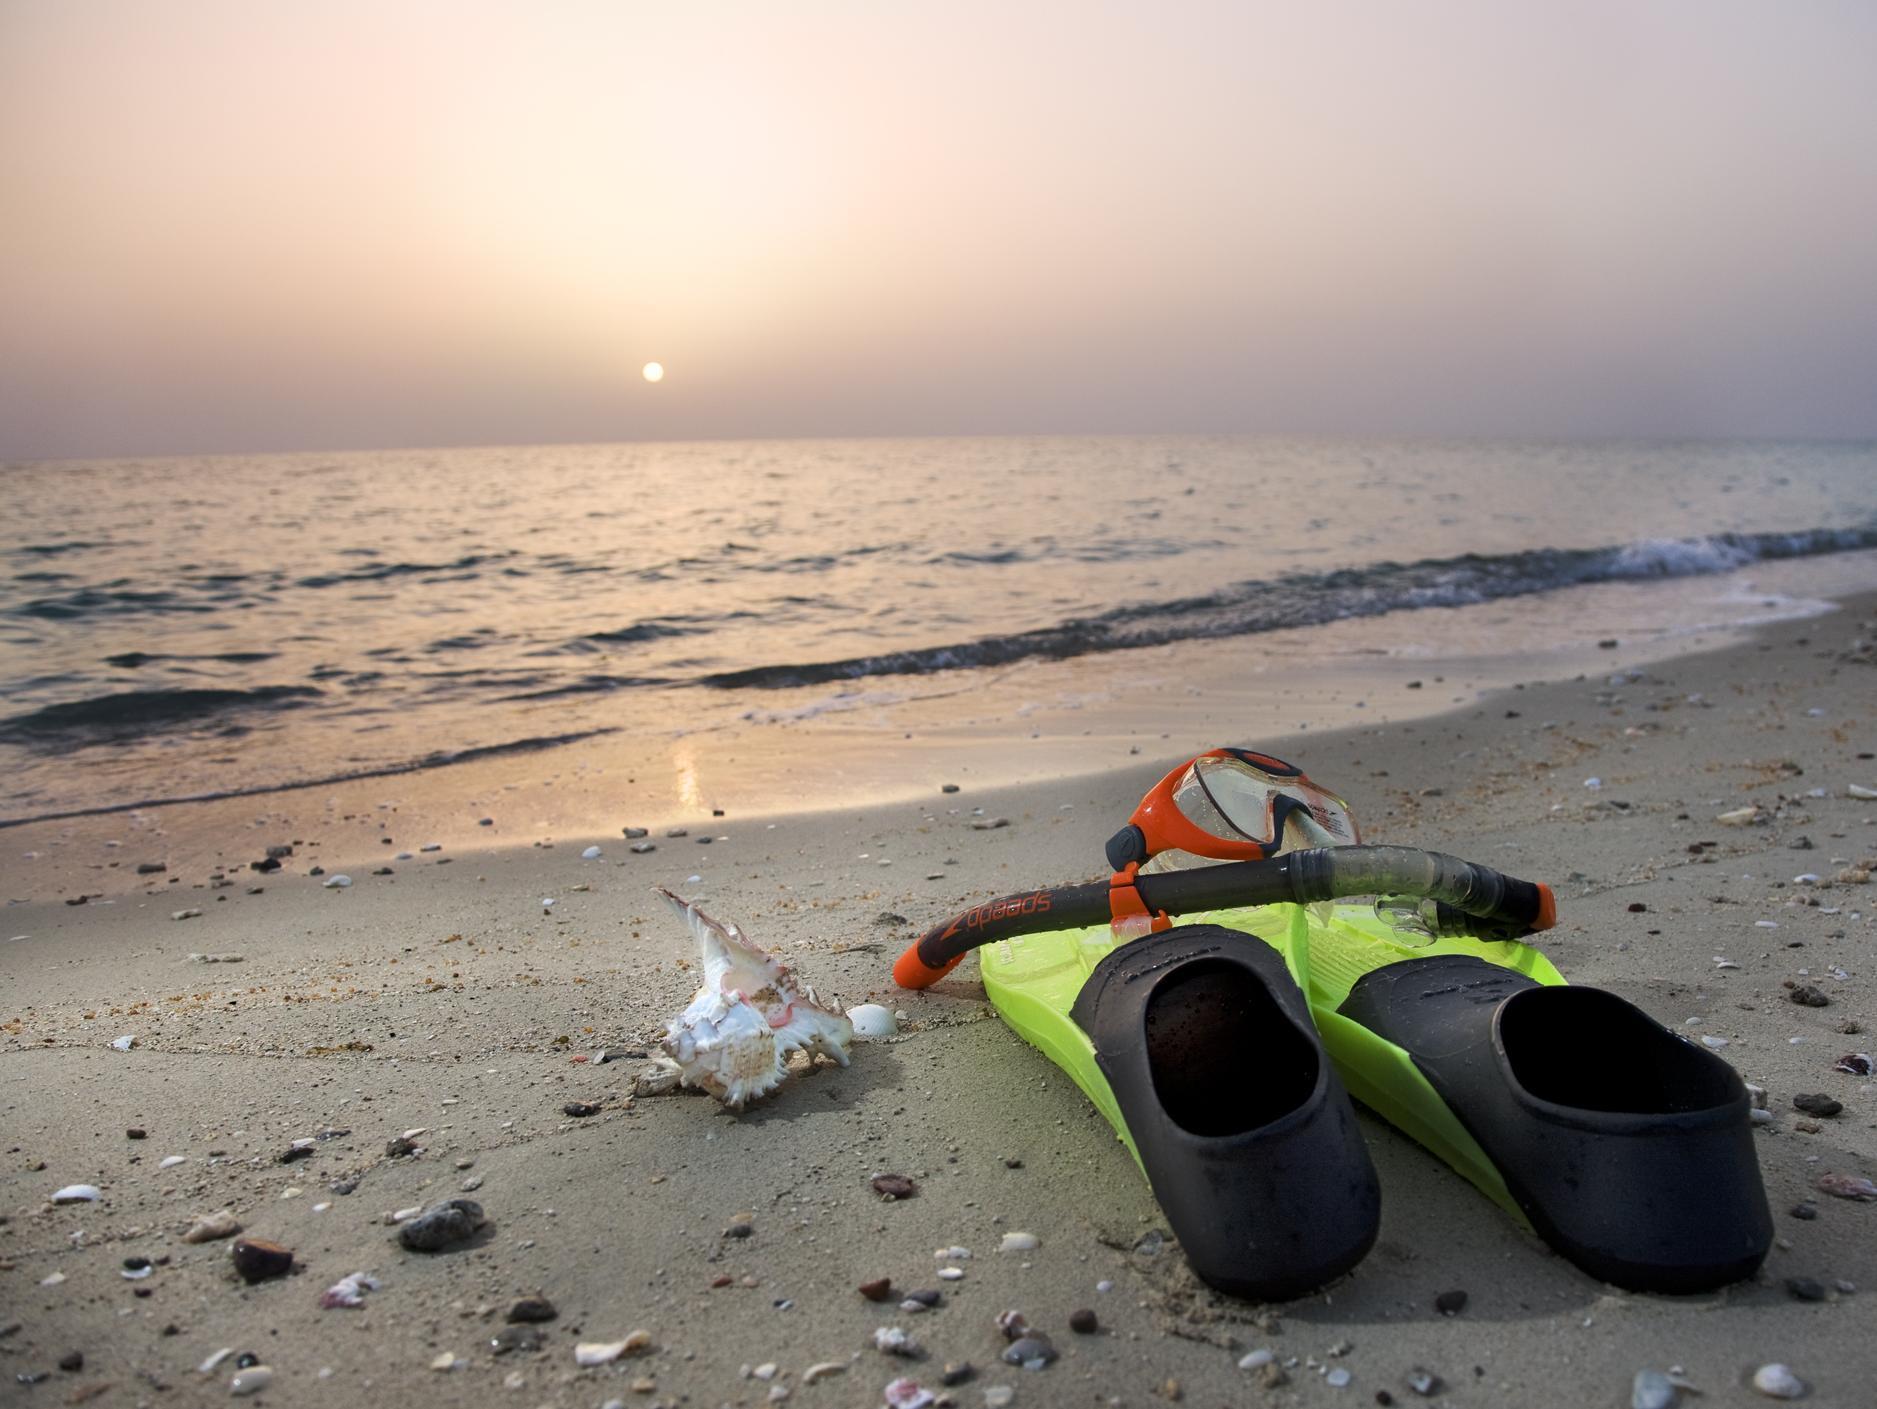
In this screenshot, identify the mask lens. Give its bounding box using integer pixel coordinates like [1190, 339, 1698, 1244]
[1192, 754, 1358, 854]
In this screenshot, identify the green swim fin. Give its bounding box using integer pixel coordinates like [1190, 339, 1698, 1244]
[1224, 903, 1773, 1294]
[980, 912, 1380, 1302]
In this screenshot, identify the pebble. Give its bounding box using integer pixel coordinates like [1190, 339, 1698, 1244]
[1406, 1368, 1440, 1396]
[52, 1185, 101, 1204]
[429, 1352, 458, 1371]
[1631, 1370, 1676, 1409]
[996, 1310, 1029, 1341]
[398, 1198, 486, 1251]
[230, 1238, 293, 1283]
[941, 783, 961, 793]
[507, 1296, 557, 1323]
[563, 1102, 602, 1117]
[188, 952, 244, 963]
[622, 826, 649, 838]
[229, 1366, 274, 1396]
[1793, 1092, 1842, 1118]
[110, 1035, 137, 1051]
[1790, 985, 1832, 1007]
[872, 1173, 918, 1199]
[1068, 1309, 1098, 1334]
[630, 841, 656, 853]
[1789, 1202, 1819, 1220]
[1003, 1336, 1057, 1370]
[58, 1351, 84, 1372]
[1326, 1367, 1352, 1388]
[184, 1210, 241, 1242]
[575, 1333, 652, 1365]
[171, 909, 202, 921]
[971, 817, 1010, 830]
[858, 1278, 894, 1302]
[1785, 1276, 1827, 1302]
[846, 1004, 898, 1038]
[1750, 1363, 1806, 1399]
[1433, 1288, 1468, 1315]
[582, 845, 603, 859]
[984, 1388, 1015, 1409]
[999, 1232, 1039, 1253]
[322, 874, 352, 888]
[938, 1267, 965, 1281]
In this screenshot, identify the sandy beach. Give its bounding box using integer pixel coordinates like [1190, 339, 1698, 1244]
[3, 594, 1874, 1408]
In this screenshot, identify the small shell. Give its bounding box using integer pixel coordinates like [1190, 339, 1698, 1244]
[1750, 1363, 1806, 1399]
[845, 1003, 898, 1038]
[52, 1184, 101, 1203]
[1716, 806, 1762, 827]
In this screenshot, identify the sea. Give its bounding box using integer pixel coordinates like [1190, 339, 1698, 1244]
[3, 436, 1875, 827]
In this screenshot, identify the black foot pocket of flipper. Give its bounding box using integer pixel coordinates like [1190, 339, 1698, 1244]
[1340, 954, 1773, 1294]
[1073, 925, 1381, 1301]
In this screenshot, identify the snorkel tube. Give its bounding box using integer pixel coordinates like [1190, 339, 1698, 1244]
[892, 844, 1556, 989]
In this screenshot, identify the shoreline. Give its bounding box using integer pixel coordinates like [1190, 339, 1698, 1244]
[0, 594, 1873, 1406]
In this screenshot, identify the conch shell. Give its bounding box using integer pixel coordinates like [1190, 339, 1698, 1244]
[651, 887, 852, 1108]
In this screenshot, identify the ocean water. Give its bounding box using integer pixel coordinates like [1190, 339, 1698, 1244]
[3, 435, 1875, 824]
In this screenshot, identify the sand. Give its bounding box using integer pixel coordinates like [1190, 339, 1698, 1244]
[2, 596, 1874, 1408]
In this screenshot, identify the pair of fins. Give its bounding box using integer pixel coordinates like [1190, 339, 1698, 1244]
[980, 903, 1772, 1300]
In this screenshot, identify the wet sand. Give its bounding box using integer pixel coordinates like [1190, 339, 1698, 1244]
[2, 596, 1874, 1407]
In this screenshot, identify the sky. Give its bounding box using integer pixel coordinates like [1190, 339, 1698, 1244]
[3, 0, 1876, 459]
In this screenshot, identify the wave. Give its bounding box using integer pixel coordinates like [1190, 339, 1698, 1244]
[697, 525, 1877, 689]
[0, 728, 620, 829]
[0, 685, 322, 743]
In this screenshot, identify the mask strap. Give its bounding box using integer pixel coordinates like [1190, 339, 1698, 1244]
[1108, 862, 1172, 939]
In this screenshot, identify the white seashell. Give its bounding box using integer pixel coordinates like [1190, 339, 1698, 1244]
[884, 1378, 935, 1409]
[1632, 1369, 1677, 1409]
[1716, 807, 1761, 827]
[999, 1232, 1039, 1252]
[575, 1331, 650, 1365]
[845, 1003, 898, 1038]
[1239, 1349, 1274, 1370]
[322, 874, 351, 888]
[652, 887, 852, 1108]
[1750, 1363, 1806, 1399]
[1848, 784, 1877, 800]
[582, 846, 603, 859]
[111, 1035, 136, 1051]
[198, 1348, 234, 1375]
[159, 1155, 186, 1169]
[802, 1362, 846, 1384]
[230, 1365, 274, 1396]
[53, 1184, 101, 1203]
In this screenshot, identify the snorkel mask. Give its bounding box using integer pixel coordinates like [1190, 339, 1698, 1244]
[1106, 748, 1359, 873]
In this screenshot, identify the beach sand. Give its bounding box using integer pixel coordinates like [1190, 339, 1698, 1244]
[2, 596, 1874, 1407]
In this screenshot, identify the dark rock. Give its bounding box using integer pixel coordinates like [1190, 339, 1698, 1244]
[309, 866, 324, 876]
[941, 783, 961, 793]
[135, 862, 166, 874]
[385, 1136, 418, 1158]
[398, 1198, 486, 1252]
[996, 1309, 1030, 1340]
[871, 1173, 918, 1199]
[1004, 1156, 1023, 1169]
[629, 842, 656, 854]
[126, 1128, 146, 1140]
[1794, 1093, 1843, 1118]
[1786, 1276, 1828, 1302]
[858, 1278, 893, 1302]
[874, 912, 909, 926]
[505, 1296, 557, 1324]
[278, 1144, 314, 1163]
[1789, 835, 1815, 850]
[562, 1102, 601, 1118]
[234, 1353, 260, 1369]
[1833, 1053, 1873, 1076]
[940, 1362, 975, 1385]
[1790, 1203, 1819, 1220]
[230, 1238, 293, 1283]
[370, 866, 393, 876]
[1790, 985, 1832, 1008]
[622, 827, 648, 839]
[250, 857, 280, 873]
[1434, 1289, 1468, 1315]
[266, 845, 293, 859]
[1627, 902, 1647, 913]
[123, 1257, 150, 1271]
[1003, 1335, 1058, 1369]
[695, 835, 712, 844]
[665, 827, 688, 838]
[329, 1176, 360, 1196]
[478, 818, 494, 826]
[57, 1352, 82, 1372]
[723, 1222, 753, 1239]
[1069, 1308, 1099, 1334]
[903, 1288, 941, 1307]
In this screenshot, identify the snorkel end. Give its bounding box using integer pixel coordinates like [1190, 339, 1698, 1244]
[1533, 882, 1558, 932]
[894, 944, 965, 991]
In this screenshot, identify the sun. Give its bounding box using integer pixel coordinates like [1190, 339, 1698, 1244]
[641, 361, 665, 383]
